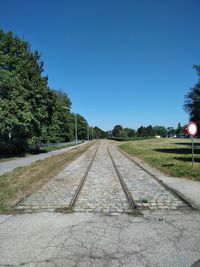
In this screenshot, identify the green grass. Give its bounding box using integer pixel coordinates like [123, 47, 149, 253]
[118, 138, 200, 180]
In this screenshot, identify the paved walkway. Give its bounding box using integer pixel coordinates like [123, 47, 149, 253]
[0, 142, 87, 176]
[158, 176, 200, 209]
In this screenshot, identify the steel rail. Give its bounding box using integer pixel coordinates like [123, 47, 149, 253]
[107, 147, 138, 212]
[115, 146, 194, 210]
[69, 144, 99, 208]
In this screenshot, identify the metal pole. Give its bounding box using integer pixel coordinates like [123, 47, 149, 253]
[192, 137, 195, 167]
[87, 125, 89, 141]
[91, 128, 93, 140]
[75, 113, 77, 148]
[8, 132, 11, 155]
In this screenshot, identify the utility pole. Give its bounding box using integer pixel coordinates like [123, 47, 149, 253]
[75, 113, 77, 148]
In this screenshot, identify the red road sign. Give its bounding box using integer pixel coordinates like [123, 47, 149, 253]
[187, 122, 198, 136]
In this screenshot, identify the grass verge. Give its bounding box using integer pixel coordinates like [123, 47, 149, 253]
[118, 138, 200, 180]
[0, 142, 94, 213]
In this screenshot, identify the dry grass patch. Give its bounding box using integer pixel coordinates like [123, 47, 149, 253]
[0, 143, 94, 213]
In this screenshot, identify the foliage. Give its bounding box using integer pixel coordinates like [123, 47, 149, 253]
[124, 128, 136, 138]
[137, 125, 154, 137]
[76, 114, 88, 140]
[112, 125, 124, 137]
[0, 30, 55, 153]
[47, 90, 72, 142]
[184, 65, 200, 134]
[153, 126, 167, 137]
[93, 126, 108, 139]
[110, 124, 187, 139]
[0, 29, 100, 156]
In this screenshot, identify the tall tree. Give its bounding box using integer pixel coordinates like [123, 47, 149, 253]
[176, 122, 182, 138]
[137, 126, 146, 137]
[124, 128, 136, 138]
[153, 126, 167, 137]
[76, 114, 88, 140]
[47, 90, 72, 142]
[0, 30, 55, 153]
[184, 65, 200, 133]
[93, 126, 107, 139]
[112, 125, 123, 137]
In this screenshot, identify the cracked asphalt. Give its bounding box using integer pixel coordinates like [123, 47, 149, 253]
[1, 141, 200, 266]
[1, 210, 200, 266]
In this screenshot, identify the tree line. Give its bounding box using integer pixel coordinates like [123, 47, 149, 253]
[0, 30, 106, 155]
[110, 65, 200, 139]
[184, 65, 200, 134]
[109, 123, 185, 139]
[0, 29, 199, 155]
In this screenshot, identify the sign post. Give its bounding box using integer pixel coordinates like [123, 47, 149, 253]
[187, 122, 198, 167]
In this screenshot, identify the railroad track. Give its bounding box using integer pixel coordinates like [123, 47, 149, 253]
[68, 143, 100, 208]
[115, 146, 193, 209]
[112, 145, 192, 210]
[107, 147, 138, 212]
[69, 141, 138, 213]
[68, 141, 190, 214]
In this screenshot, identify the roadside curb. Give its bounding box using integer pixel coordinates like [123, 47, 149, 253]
[117, 146, 199, 211]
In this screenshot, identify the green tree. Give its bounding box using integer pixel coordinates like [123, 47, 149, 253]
[137, 125, 155, 137]
[47, 90, 72, 142]
[167, 127, 176, 137]
[184, 65, 200, 133]
[137, 126, 146, 137]
[153, 126, 167, 137]
[146, 125, 154, 137]
[93, 126, 107, 139]
[124, 128, 136, 138]
[176, 122, 183, 138]
[112, 125, 123, 137]
[0, 30, 55, 153]
[76, 114, 88, 140]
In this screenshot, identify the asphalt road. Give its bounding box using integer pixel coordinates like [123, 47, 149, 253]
[0, 210, 200, 266]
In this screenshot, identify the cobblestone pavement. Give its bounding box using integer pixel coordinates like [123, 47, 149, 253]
[109, 145, 188, 210]
[16, 145, 98, 212]
[16, 140, 188, 214]
[74, 142, 132, 214]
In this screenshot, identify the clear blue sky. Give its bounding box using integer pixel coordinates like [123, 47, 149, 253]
[1, 0, 200, 131]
